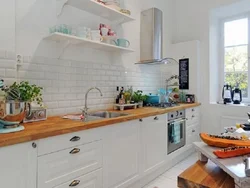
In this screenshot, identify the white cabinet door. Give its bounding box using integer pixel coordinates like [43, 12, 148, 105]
[103, 120, 140, 188]
[141, 114, 167, 176]
[0, 142, 37, 188]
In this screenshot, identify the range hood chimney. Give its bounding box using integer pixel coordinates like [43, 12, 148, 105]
[136, 8, 177, 65]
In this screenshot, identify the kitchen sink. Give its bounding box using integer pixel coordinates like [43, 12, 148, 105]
[89, 111, 129, 119]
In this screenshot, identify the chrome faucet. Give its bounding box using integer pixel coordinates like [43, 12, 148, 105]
[82, 87, 103, 121]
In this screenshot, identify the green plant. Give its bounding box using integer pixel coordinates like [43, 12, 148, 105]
[4, 81, 43, 105]
[132, 90, 148, 103]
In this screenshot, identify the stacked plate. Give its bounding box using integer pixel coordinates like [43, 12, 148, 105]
[104, 0, 121, 11]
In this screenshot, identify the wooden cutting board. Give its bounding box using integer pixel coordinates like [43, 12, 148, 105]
[178, 161, 235, 188]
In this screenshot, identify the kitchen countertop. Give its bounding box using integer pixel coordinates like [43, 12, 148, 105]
[0, 103, 200, 148]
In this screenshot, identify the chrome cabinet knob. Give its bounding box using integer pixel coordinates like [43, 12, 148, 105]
[139, 119, 143, 122]
[32, 142, 37, 148]
[192, 115, 195, 118]
[154, 116, 159, 120]
[192, 109, 195, 112]
[192, 130, 196, 133]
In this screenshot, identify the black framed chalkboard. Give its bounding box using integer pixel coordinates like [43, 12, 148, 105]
[179, 58, 189, 90]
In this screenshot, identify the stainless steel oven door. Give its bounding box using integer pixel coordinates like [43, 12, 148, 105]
[167, 118, 186, 154]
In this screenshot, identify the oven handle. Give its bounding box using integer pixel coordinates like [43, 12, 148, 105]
[168, 118, 186, 124]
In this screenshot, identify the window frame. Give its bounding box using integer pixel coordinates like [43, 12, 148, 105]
[220, 13, 250, 102]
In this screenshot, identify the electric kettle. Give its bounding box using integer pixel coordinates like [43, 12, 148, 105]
[232, 87, 242, 104]
[222, 84, 232, 104]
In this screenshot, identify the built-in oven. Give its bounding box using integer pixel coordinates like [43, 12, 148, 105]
[167, 110, 186, 154]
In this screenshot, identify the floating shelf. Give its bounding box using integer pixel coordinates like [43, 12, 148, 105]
[44, 32, 135, 53]
[65, 0, 135, 24]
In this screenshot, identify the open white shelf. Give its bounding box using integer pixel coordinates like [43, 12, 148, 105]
[44, 32, 135, 53]
[65, 0, 135, 24]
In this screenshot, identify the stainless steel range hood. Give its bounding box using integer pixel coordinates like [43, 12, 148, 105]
[136, 8, 177, 65]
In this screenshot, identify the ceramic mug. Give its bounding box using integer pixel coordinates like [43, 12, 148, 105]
[91, 30, 103, 42]
[113, 39, 130, 48]
[76, 26, 91, 39]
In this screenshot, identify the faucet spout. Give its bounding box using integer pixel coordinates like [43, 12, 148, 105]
[83, 87, 103, 121]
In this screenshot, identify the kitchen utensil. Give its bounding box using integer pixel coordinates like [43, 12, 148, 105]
[0, 101, 31, 124]
[222, 84, 232, 104]
[91, 30, 103, 42]
[232, 87, 242, 104]
[113, 39, 130, 48]
[146, 94, 159, 104]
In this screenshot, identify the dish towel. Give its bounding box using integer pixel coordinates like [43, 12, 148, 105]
[172, 122, 181, 144]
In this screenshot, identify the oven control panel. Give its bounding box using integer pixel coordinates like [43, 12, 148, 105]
[168, 110, 185, 121]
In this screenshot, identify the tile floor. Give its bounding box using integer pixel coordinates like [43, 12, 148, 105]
[144, 153, 198, 188]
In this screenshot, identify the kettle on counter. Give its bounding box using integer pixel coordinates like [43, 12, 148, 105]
[222, 84, 232, 104]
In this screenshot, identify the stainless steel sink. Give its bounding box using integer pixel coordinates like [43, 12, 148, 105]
[89, 111, 129, 119]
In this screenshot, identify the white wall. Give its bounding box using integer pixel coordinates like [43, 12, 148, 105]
[0, 0, 173, 116]
[172, 0, 250, 134]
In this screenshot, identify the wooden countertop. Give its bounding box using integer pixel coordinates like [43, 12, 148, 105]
[0, 103, 200, 148]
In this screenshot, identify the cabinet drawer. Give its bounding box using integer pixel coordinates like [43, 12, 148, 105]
[38, 140, 102, 188]
[38, 128, 102, 156]
[186, 107, 200, 119]
[54, 169, 102, 188]
[186, 116, 199, 126]
[186, 123, 200, 145]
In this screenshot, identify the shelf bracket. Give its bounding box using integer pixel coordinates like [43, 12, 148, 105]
[58, 40, 70, 59]
[57, 0, 69, 17]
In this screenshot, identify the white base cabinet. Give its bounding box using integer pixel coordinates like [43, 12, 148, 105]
[0, 142, 37, 188]
[103, 121, 140, 188]
[140, 114, 167, 177]
[0, 108, 201, 188]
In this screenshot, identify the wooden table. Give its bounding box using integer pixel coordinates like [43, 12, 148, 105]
[194, 142, 250, 188]
[178, 160, 235, 188]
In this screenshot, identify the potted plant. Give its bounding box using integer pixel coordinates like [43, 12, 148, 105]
[0, 81, 43, 123]
[132, 90, 148, 108]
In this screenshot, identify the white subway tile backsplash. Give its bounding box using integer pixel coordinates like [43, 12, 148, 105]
[51, 94, 65, 101]
[58, 101, 71, 108]
[0, 59, 16, 69]
[0, 50, 6, 59]
[45, 101, 58, 109]
[46, 87, 59, 93]
[0, 52, 163, 116]
[5, 69, 16, 78]
[0, 69, 5, 77]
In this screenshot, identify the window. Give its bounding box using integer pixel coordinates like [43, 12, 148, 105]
[222, 15, 250, 100]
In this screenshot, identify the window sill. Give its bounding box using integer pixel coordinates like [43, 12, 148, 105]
[211, 101, 250, 107]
